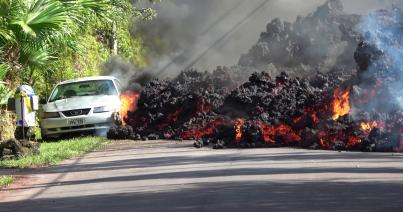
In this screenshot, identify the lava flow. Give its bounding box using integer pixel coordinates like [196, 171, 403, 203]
[107, 5, 403, 153]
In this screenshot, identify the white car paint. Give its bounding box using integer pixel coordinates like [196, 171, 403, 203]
[40, 76, 122, 138]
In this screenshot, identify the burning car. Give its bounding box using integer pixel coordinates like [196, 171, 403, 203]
[40, 76, 123, 139]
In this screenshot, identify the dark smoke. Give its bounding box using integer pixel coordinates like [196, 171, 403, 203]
[103, 56, 155, 91]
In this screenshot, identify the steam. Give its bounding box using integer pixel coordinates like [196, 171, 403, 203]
[357, 7, 403, 110]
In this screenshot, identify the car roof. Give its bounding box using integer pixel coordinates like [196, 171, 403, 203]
[58, 76, 118, 85]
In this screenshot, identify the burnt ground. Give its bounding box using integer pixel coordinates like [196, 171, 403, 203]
[1, 140, 403, 212]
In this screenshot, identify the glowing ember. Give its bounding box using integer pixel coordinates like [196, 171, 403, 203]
[180, 118, 228, 140]
[120, 90, 139, 125]
[235, 118, 245, 143]
[347, 136, 362, 148]
[331, 87, 351, 120]
[158, 109, 183, 130]
[360, 121, 378, 132]
[258, 122, 301, 144]
[293, 108, 321, 125]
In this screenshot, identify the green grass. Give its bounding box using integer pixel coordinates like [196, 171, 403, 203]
[0, 137, 107, 168]
[0, 176, 14, 188]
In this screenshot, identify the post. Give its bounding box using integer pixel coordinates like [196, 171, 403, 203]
[112, 21, 118, 55]
[20, 96, 25, 140]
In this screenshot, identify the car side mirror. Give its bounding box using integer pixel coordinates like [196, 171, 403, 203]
[39, 98, 47, 105]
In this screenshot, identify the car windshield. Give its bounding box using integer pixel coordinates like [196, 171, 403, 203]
[49, 80, 117, 102]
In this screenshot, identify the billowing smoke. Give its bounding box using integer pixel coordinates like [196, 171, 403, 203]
[102, 56, 155, 91]
[134, 0, 330, 77]
[132, 0, 402, 78]
[105, 0, 403, 88]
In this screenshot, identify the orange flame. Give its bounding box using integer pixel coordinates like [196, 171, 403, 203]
[120, 90, 139, 125]
[235, 118, 245, 143]
[331, 87, 351, 120]
[360, 121, 378, 132]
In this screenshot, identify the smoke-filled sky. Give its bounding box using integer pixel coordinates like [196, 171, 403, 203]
[134, 0, 402, 77]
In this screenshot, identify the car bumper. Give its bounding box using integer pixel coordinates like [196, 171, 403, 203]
[40, 112, 115, 136]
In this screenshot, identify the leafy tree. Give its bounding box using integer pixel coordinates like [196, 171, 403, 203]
[0, 0, 69, 82]
[0, 0, 157, 96]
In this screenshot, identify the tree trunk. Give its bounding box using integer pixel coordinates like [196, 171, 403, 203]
[112, 21, 118, 55]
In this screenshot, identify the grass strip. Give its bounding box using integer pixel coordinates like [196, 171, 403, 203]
[0, 137, 107, 168]
[0, 175, 14, 188]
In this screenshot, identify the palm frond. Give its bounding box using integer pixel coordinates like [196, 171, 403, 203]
[0, 0, 10, 17]
[19, 45, 52, 68]
[0, 63, 10, 80]
[61, 0, 110, 23]
[11, 0, 69, 38]
[0, 28, 15, 43]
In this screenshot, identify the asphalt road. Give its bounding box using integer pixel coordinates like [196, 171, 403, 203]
[1, 140, 403, 212]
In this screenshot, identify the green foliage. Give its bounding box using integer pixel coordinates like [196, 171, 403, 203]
[0, 175, 14, 188]
[0, 137, 107, 168]
[0, 64, 11, 105]
[0, 84, 12, 105]
[0, 0, 157, 97]
[10, 0, 68, 38]
[0, 63, 9, 80]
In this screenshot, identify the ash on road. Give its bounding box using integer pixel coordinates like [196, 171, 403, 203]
[1, 140, 403, 212]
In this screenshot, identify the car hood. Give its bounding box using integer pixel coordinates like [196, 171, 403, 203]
[43, 95, 121, 112]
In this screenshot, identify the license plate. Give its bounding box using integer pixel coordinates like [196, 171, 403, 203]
[68, 118, 85, 126]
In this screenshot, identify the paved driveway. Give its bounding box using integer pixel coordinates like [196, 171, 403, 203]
[1, 140, 403, 211]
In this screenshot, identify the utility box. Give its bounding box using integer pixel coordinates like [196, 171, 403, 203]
[13, 85, 39, 140]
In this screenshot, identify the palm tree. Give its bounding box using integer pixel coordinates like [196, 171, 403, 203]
[0, 0, 66, 82]
[0, 0, 111, 83]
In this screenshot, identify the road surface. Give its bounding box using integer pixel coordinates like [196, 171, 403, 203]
[1, 140, 403, 211]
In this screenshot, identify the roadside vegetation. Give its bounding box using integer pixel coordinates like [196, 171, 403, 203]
[0, 175, 14, 188]
[0, 137, 107, 168]
[0, 0, 159, 138]
[0, 0, 156, 94]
